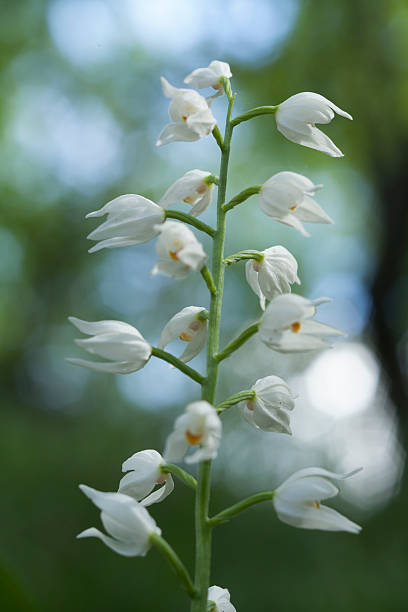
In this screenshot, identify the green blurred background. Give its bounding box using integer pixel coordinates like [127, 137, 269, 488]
[1, 0, 408, 610]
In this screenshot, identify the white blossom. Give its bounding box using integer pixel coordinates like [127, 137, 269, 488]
[158, 306, 208, 363]
[208, 585, 236, 612]
[164, 401, 222, 464]
[156, 78, 216, 147]
[245, 246, 300, 310]
[159, 169, 215, 217]
[240, 375, 296, 434]
[152, 221, 207, 279]
[77, 485, 161, 556]
[67, 317, 151, 373]
[259, 294, 345, 353]
[273, 467, 362, 533]
[118, 450, 174, 507]
[86, 195, 165, 253]
[184, 60, 232, 91]
[275, 92, 352, 157]
[259, 172, 332, 237]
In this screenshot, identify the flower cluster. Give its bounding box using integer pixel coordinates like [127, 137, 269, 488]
[70, 59, 361, 611]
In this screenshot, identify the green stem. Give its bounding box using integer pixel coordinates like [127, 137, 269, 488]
[216, 322, 260, 363]
[231, 105, 278, 127]
[224, 250, 264, 266]
[212, 126, 224, 152]
[191, 87, 236, 612]
[150, 533, 198, 599]
[208, 491, 275, 526]
[161, 464, 197, 489]
[151, 347, 205, 385]
[222, 185, 262, 213]
[216, 389, 256, 414]
[165, 210, 216, 238]
[200, 266, 217, 296]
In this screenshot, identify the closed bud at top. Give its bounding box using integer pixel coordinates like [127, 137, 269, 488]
[86, 195, 165, 253]
[118, 449, 174, 507]
[275, 92, 352, 157]
[159, 306, 208, 363]
[259, 294, 345, 353]
[159, 170, 215, 217]
[184, 60, 232, 91]
[152, 221, 207, 279]
[245, 245, 300, 310]
[164, 401, 222, 464]
[77, 485, 161, 556]
[240, 375, 296, 434]
[67, 317, 151, 373]
[207, 585, 236, 612]
[260, 172, 332, 237]
[273, 467, 362, 533]
[156, 78, 216, 147]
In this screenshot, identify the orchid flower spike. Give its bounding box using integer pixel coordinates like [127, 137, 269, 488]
[240, 375, 296, 434]
[273, 467, 362, 533]
[67, 317, 151, 373]
[118, 450, 174, 507]
[159, 306, 208, 363]
[184, 60, 232, 92]
[207, 585, 237, 612]
[152, 221, 207, 279]
[259, 294, 345, 353]
[77, 485, 161, 556]
[275, 92, 352, 157]
[164, 401, 222, 464]
[86, 195, 165, 253]
[159, 170, 215, 217]
[246, 245, 300, 310]
[156, 77, 216, 147]
[259, 172, 332, 237]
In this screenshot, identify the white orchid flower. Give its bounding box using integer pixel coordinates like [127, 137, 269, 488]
[159, 170, 215, 217]
[164, 401, 222, 464]
[77, 485, 161, 557]
[259, 294, 345, 353]
[152, 221, 207, 279]
[245, 245, 300, 310]
[259, 172, 332, 237]
[207, 585, 236, 612]
[159, 306, 208, 363]
[273, 467, 362, 533]
[275, 92, 352, 157]
[184, 60, 232, 91]
[86, 195, 165, 253]
[156, 78, 216, 147]
[240, 375, 296, 434]
[67, 317, 151, 374]
[118, 449, 174, 507]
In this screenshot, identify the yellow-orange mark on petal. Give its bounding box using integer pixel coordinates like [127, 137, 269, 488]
[246, 400, 255, 412]
[184, 195, 195, 204]
[289, 205, 297, 211]
[185, 430, 203, 445]
[306, 500, 321, 510]
[156, 473, 167, 484]
[179, 331, 193, 342]
[182, 115, 188, 122]
[196, 183, 207, 194]
[169, 250, 180, 261]
[291, 321, 301, 333]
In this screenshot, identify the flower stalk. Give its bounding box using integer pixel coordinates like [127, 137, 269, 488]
[222, 185, 262, 213]
[216, 390, 256, 414]
[208, 491, 276, 527]
[164, 209, 216, 237]
[150, 533, 198, 599]
[151, 347, 205, 384]
[161, 464, 197, 490]
[231, 105, 278, 127]
[216, 322, 260, 363]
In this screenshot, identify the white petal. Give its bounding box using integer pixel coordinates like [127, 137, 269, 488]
[186, 108, 217, 137]
[184, 67, 218, 88]
[68, 317, 138, 336]
[66, 358, 138, 374]
[274, 499, 361, 533]
[178, 241, 207, 271]
[159, 170, 211, 207]
[156, 123, 200, 147]
[158, 306, 205, 350]
[189, 186, 214, 217]
[179, 322, 207, 363]
[140, 476, 174, 507]
[245, 261, 266, 310]
[77, 527, 148, 557]
[164, 430, 189, 463]
[208, 60, 232, 78]
[88, 237, 146, 253]
[295, 195, 333, 225]
[151, 260, 190, 279]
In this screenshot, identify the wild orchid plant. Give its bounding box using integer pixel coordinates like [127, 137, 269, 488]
[69, 60, 362, 612]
